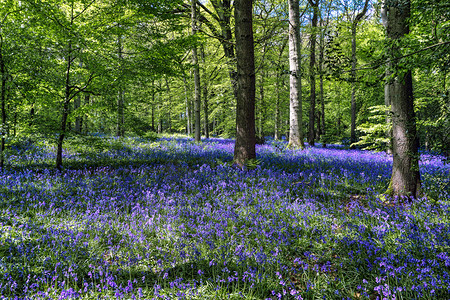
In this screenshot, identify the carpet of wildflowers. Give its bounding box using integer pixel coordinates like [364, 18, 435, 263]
[0, 136, 449, 299]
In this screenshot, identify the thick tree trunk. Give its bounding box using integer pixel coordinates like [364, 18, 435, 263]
[233, 0, 256, 166]
[192, 0, 201, 142]
[308, 2, 318, 147]
[288, 0, 305, 149]
[385, 0, 421, 199]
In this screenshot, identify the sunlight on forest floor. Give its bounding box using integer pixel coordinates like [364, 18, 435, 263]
[0, 136, 449, 299]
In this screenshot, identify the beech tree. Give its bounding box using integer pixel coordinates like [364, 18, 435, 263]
[191, 0, 201, 142]
[307, 0, 319, 147]
[233, 0, 256, 166]
[385, 0, 421, 199]
[287, 0, 305, 149]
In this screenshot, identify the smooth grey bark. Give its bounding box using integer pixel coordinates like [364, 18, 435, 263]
[288, 0, 305, 149]
[182, 74, 191, 135]
[199, 45, 209, 138]
[233, 0, 256, 166]
[117, 32, 124, 137]
[385, 0, 421, 199]
[350, 0, 370, 146]
[318, 17, 326, 147]
[192, 0, 201, 142]
[308, 0, 319, 147]
[0, 36, 6, 170]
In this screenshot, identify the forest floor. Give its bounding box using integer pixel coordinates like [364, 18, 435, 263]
[0, 135, 449, 299]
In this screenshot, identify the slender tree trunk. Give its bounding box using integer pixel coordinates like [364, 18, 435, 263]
[200, 46, 209, 138]
[29, 103, 35, 127]
[233, 0, 256, 166]
[385, 0, 421, 199]
[56, 38, 73, 170]
[275, 68, 280, 140]
[288, 0, 305, 149]
[258, 66, 265, 139]
[350, 25, 358, 146]
[0, 45, 6, 170]
[74, 61, 82, 133]
[182, 75, 191, 135]
[74, 94, 81, 133]
[117, 33, 124, 137]
[350, 0, 369, 147]
[308, 1, 318, 147]
[319, 19, 326, 147]
[192, 0, 201, 142]
[83, 94, 89, 133]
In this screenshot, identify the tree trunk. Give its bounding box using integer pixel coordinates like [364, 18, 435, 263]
[319, 19, 326, 147]
[350, 24, 358, 146]
[275, 68, 280, 140]
[83, 94, 89, 133]
[192, 0, 201, 142]
[258, 65, 265, 139]
[350, 0, 369, 147]
[200, 46, 209, 138]
[74, 94, 81, 133]
[117, 33, 124, 137]
[182, 74, 191, 135]
[74, 60, 83, 133]
[0, 44, 6, 170]
[308, 1, 318, 147]
[56, 37, 74, 170]
[288, 0, 305, 149]
[233, 0, 256, 166]
[385, 0, 421, 199]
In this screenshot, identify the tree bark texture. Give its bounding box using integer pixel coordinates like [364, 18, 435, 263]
[233, 0, 256, 166]
[319, 18, 326, 147]
[182, 75, 191, 135]
[308, 1, 318, 147]
[385, 0, 421, 199]
[288, 0, 305, 149]
[0, 43, 6, 170]
[192, 0, 201, 142]
[200, 46, 209, 138]
[117, 33, 124, 137]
